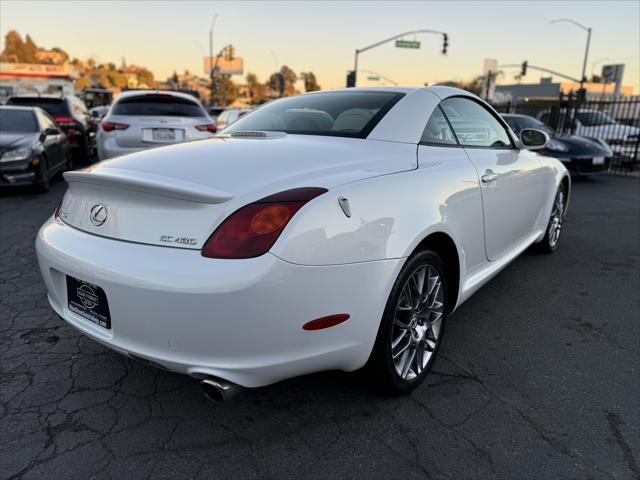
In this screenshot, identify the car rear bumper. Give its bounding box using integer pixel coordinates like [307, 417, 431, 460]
[97, 132, 213, 160]
[97, 137, 148, 160]
[36, 218, 403, 387]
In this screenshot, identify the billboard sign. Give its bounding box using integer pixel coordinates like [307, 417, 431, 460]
[204, 57, 244, 76]
[0, 62, 77, 79]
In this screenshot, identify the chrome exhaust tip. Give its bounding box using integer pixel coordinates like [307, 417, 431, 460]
[200, 377, 243, 402]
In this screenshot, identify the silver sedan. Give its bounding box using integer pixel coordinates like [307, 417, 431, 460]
[96, 90, 217, 160]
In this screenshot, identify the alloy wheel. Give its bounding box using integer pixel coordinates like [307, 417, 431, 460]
[391, 264, 444, 381]
[548, 190, 564, 248]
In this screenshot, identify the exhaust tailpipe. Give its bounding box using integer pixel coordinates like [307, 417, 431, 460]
[200, 377, 243, 402]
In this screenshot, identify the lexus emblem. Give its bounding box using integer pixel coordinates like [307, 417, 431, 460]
[90, 204, 107, 226]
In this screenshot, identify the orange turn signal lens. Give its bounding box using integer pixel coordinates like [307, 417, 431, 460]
[250, 205, 291, 235]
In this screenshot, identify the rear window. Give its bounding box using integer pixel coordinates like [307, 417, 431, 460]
[7, 97, 69, 117]
[224, 91, 405, 138]
[112, 95, 205, 117]
[0, 109, 38, 132]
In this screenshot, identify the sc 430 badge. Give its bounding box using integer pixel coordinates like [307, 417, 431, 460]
[160, 235, 198, 246]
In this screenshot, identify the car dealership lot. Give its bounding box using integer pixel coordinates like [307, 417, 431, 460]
[1, 176, 638, 479]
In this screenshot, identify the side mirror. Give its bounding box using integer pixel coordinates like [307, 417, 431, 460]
[520, 128, 549, 150]
[44, 127, 60, 136]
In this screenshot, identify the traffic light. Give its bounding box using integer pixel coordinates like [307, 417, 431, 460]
[442, 34, 448, 55]
[346, 70, 356, 88]
[224, 46, 235, 62]
[521, 60, 528, 76]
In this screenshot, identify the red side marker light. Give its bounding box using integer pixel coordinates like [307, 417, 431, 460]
[303, 314, 350, 331]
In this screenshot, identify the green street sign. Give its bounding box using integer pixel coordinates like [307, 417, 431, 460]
[367, 75, 380, 81]
[396, 40, 420, 49]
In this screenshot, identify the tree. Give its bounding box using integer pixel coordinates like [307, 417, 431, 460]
[268, 66, 297, 96]
[245, 72, 265, 104]
[75, 76, 92, 90]
[23, 35, 39, 63]
[211, 75, 238, 106]
[300, 71, 321, 92]
[435, 75, 485, 96]
[280, 65, 297, 96]
[0, 30, 24, 62]
[137, 67, 155, 87]
[51, 47, 69, 64]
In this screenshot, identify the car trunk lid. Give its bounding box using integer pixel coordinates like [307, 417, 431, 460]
[60, 134, 416, 249]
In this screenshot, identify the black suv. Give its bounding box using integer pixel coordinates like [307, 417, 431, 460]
[6, 95, 93, 163]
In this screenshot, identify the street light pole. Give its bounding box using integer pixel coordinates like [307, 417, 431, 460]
[350, 29, 448, 87]
[550, 18, 591, 90]
[209, 13, 219, 105]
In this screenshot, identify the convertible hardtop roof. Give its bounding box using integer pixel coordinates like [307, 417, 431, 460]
[308, 86, 485, 144]
[305, 85, 474, 99]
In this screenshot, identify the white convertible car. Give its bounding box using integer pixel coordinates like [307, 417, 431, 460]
[36, 87, 569, 400]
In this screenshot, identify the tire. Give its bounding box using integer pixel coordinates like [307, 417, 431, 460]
[535, 183, 566, 253]
[365, 249, 448, 394]
[35, 157, 50, 193]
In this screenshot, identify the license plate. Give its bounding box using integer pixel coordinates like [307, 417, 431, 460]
[66, 276, 111, 329]
[593, 157, 605, 165]
[152, 128, 175, 141]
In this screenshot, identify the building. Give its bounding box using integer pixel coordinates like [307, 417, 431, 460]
[0, 62, 78, 99]
[495, 79, 634, 103]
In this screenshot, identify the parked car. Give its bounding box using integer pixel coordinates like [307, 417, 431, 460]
[6, 95, 93, 163]
[90, 105, 109, 121]
[207, 106, 225, 122]
[36, 87, 569, 399]
[502, 113, 613, 175]
[538, 108, 639, 162]
[96, 90, 217, 160]
[216, 108, 252, 129]
[0, 106, 70, 192]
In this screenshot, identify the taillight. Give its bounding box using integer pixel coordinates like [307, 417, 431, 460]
[101, 121, 129, 132]
[54, 116, 76, 127]
[201, 187, 327, 259]
[196, 123, 217, 134]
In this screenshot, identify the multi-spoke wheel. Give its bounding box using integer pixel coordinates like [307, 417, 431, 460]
[392, 264, 444, 381]
[536, 184, 566, 253]
[366, 249, 448, 393]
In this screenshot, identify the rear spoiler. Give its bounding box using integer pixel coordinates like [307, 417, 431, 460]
[64, 168, 233, 204]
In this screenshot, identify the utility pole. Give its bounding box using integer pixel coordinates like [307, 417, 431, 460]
[550, 18, 591, 95]
[209, 13, 219, 105]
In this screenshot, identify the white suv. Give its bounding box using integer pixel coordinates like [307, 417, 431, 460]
[97, 90, 217, 160]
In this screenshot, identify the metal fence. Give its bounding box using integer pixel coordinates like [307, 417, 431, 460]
[492, 93, 640, 173]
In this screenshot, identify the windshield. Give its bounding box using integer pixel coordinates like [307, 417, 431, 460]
[0, 109, 38, 133]
[576, 111, 617, 126]
[224, 91, 405, 138]
[503, 115, 554, 135]
[7, 98, 68, 117]
[112, 95, 206, 117]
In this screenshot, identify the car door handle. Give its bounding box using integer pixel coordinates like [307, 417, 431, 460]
[481, 172, 498, 183]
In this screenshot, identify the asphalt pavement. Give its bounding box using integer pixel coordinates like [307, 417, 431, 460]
[1, 173, 638, 480]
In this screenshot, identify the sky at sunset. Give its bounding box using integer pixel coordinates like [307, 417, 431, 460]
[1, 0, 638, 91]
